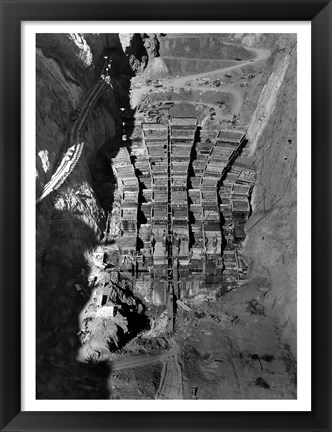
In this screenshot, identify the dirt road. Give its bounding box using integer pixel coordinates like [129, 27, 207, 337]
[130, 45, 270, 117]
[110, 343, 179, 372]
[110, 340, 183, 399]
[155, 355, 183, 399]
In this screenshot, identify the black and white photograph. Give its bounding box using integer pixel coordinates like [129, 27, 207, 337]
[35, 32, 297, 400]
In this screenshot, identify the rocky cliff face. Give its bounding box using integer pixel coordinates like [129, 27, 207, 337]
[36, 33, 125, 187]
[36, 34, 121, 287]
[243, 36, 297, 351]
[36, 33, 159, 287]
[119, 33, 161, 75]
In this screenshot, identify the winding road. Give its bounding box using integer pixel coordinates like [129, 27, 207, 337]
[131, 45, 270, 118]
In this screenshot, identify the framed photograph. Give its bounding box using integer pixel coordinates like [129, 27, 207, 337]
[1, 0, 331, 431]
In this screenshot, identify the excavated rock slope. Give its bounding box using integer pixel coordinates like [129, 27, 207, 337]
[244, 38, 297, 351]
[159, 34, 254, 76]
[160, 34, 254, 60]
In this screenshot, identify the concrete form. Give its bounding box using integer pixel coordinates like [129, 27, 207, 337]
[105, 117, 256, 303]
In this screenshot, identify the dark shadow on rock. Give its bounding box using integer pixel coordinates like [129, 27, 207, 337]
[36, 208, 114, 399]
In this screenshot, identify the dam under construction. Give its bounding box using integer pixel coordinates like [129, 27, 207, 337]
[95, 118, 256, 321]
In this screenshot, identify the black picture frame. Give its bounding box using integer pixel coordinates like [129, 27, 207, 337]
[0, 0, 331, 431]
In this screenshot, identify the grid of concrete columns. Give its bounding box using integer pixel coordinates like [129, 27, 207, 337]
[108, 118, 256, 306]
